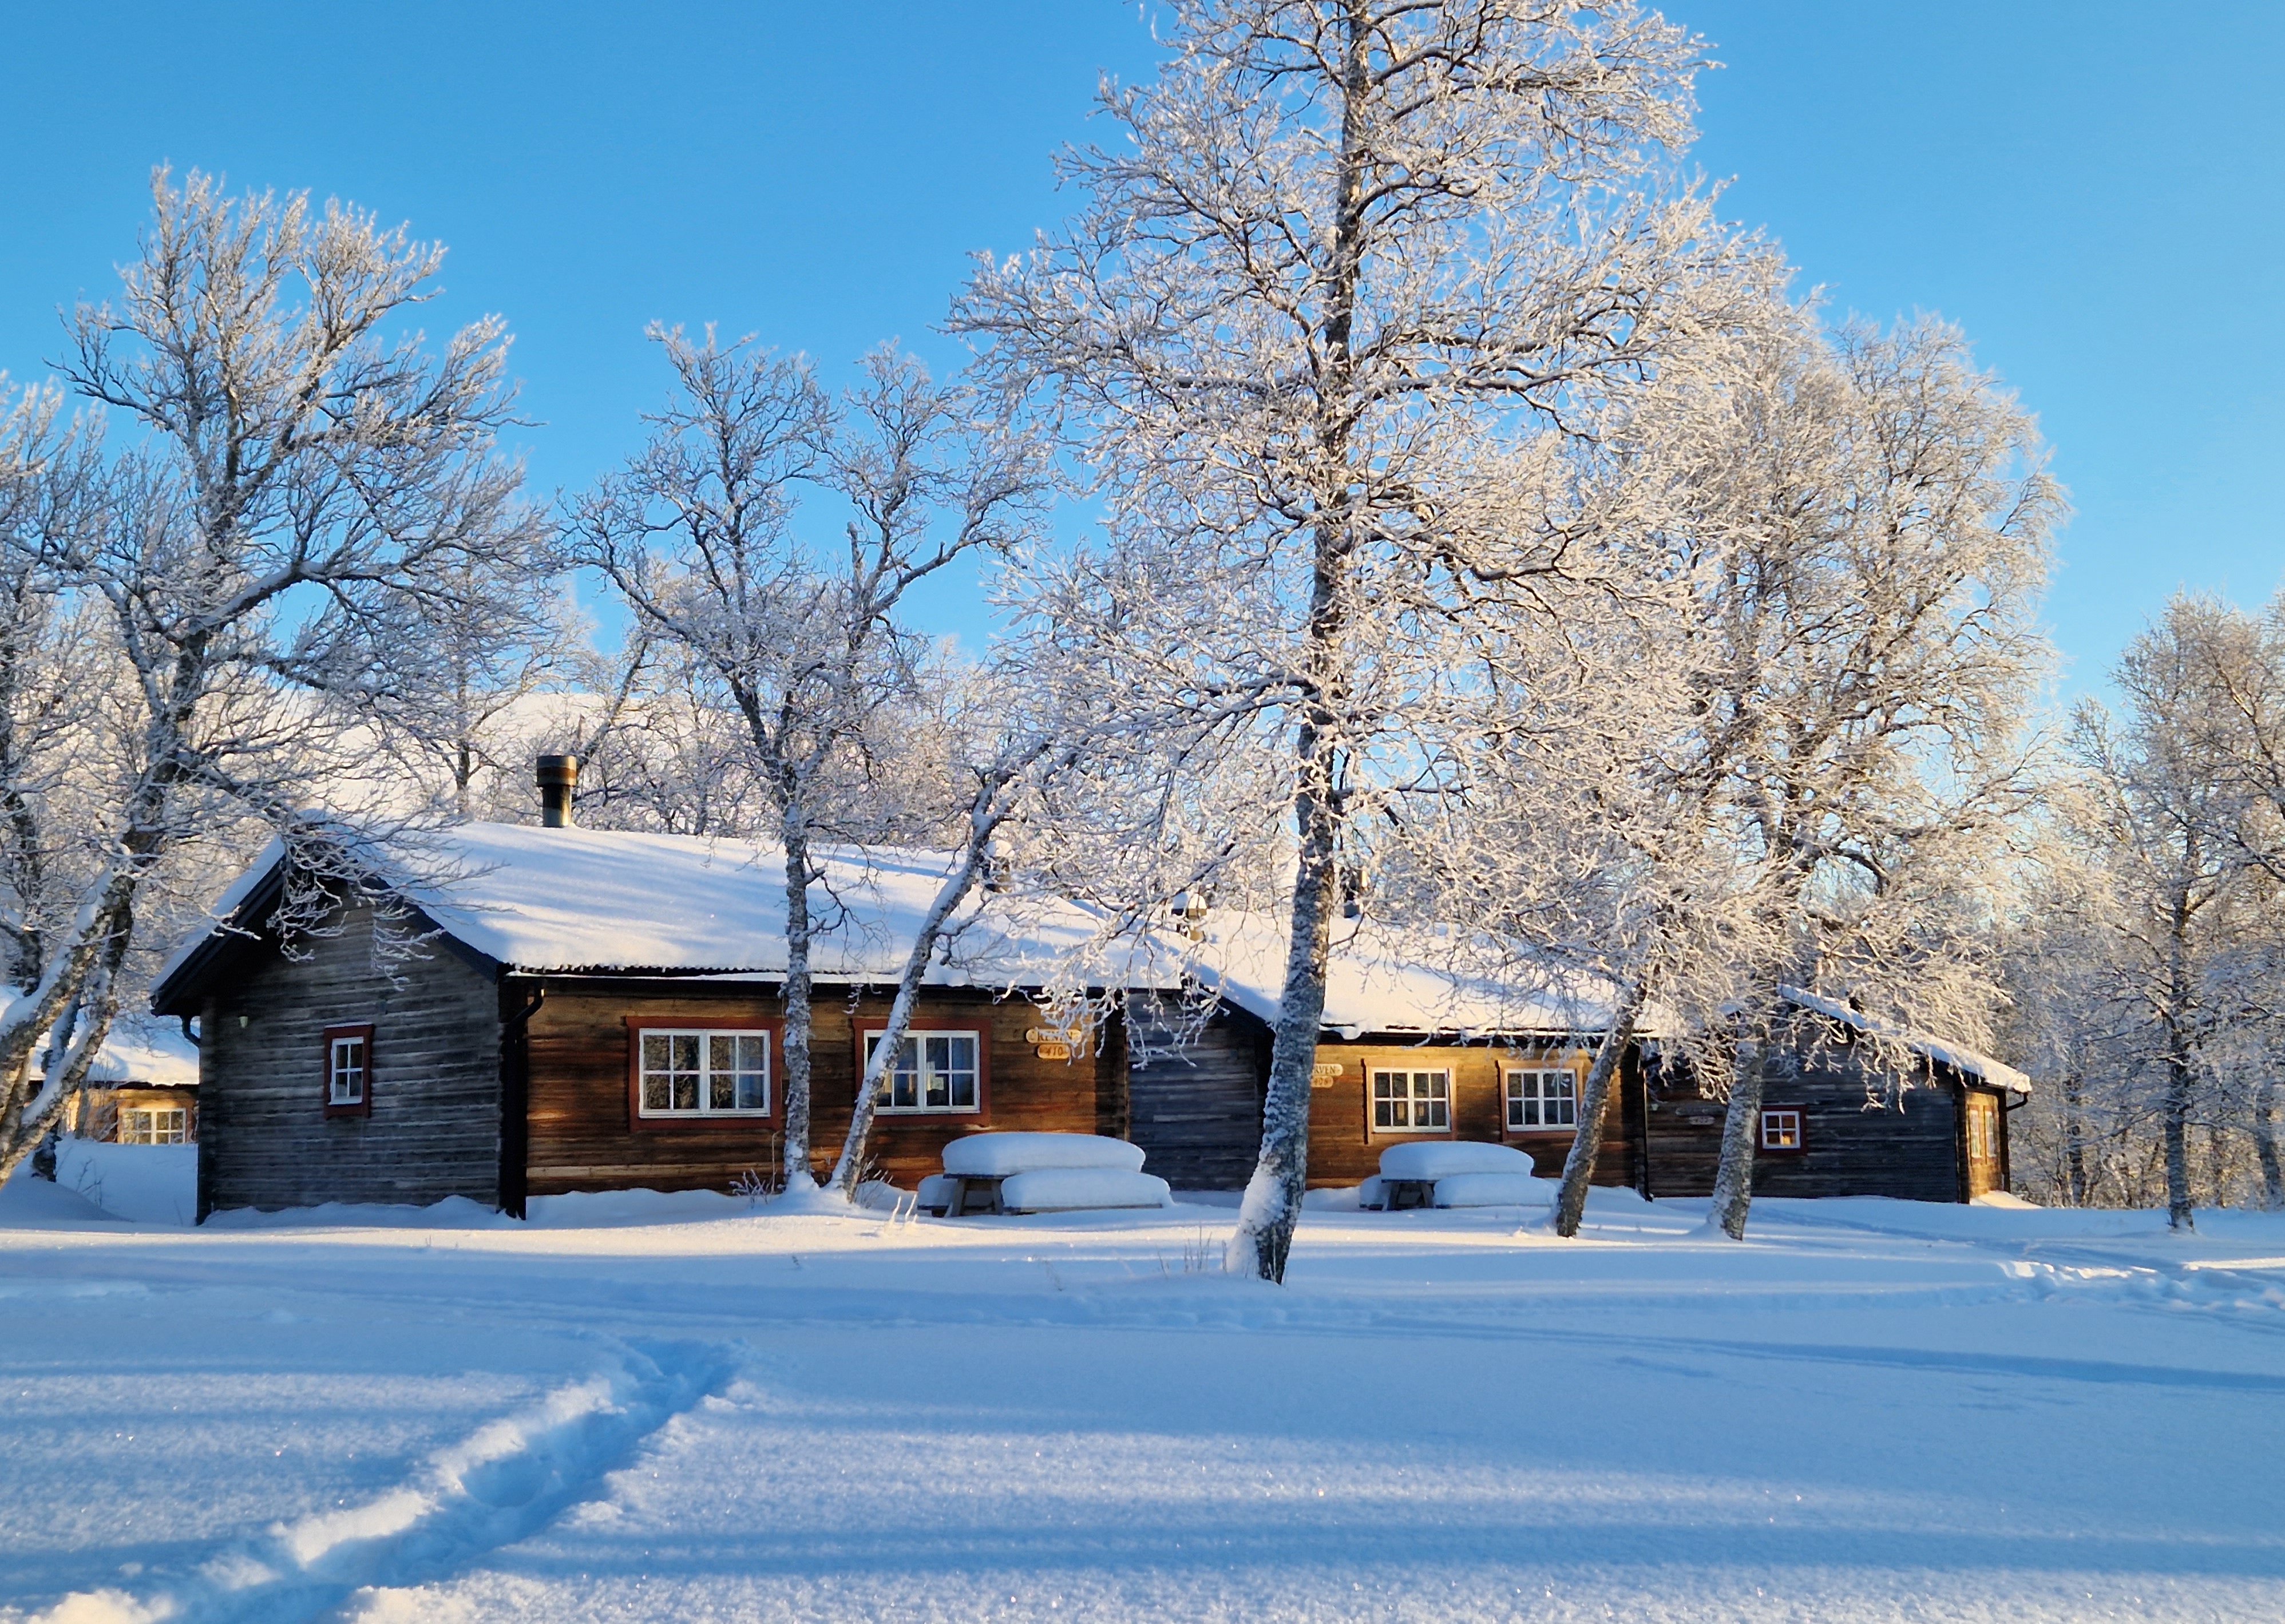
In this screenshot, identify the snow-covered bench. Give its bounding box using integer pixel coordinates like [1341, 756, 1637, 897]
[1362, 1142, 1556, 1210]
[919, 1133, 1174, 1217]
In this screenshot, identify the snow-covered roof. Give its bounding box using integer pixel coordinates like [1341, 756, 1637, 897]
[157, 822, 1174, 993]
[1178, 910, 1663, 1041]
[1780, 985, 2031, 1095]
[89, 1017, 201, 1088]
[0, 995, 199, 1088]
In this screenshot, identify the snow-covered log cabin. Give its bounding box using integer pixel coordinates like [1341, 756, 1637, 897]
[152, 819, 1168, 1222]
[1179, 914, 2030, 1204]
[152, 798, 2027, 1219]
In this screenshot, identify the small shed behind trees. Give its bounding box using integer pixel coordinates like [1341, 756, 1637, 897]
[32, 1013, 203, 1144]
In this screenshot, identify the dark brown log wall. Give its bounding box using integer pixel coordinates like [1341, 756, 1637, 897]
[522, 983, 1119, 1196]
[196, 904, 504, 1218]
[1641, 1037, 1968, 1203]
[1127, 1000, 1265, 1191]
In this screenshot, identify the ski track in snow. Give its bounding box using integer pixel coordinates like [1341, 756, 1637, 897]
[24, 1340, 740, 1624]
[10, 1183, 2285, 1621]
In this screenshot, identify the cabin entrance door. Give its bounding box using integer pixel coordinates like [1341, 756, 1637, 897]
[1963, 1090, 2003, 1198]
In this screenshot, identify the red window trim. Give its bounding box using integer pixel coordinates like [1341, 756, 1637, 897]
[1758, 1107, 1807, 1155]
[623, 1015, 786, 1131]
[322, 1023, 375, 1119]
[854, 1017, 994, 1122]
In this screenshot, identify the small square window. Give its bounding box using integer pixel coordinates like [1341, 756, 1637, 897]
[1760, 1108, 1803, 1152]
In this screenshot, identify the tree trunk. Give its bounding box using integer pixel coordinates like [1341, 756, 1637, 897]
[2162, 886, 2196, 1230]
[827, 968, 924, 1200]
[1707, 1028, 1768, 1240]
[1226, 777, 1339, 1284]
[2162, 1048, 2195, 1230]
[2062, 1068, 2090, 1206]
[2252, 1075, 2284, 1210]
[826, 784, 1012, 1196]
[1223, 0, 1369, 1288]
[778, 813, 817, 1191]
[0, 905, 132, 1183]
[1551, 975, 1648, 1238]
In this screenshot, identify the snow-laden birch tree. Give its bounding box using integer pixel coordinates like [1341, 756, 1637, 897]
[0, 169, 534, 1181]
[1403, 307, 2057, 1239]
[2057, 596, 2285, 1225]
[569, 330, 1047, 1191]
[956, 0, 1765, 1281]
[356, 545, 579, 822]
[1642, 314, 2054, 1239]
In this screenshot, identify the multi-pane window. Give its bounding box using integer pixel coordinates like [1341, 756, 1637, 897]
[328, 1034, 368, 1107]
[1505, 1068, 1578, 1132]
[637, 1029, 771, 1118]
[1760, 1108, 1804, 1151]
[1965, 1096, 1997, 1160]
[1371, 1069, 1450, 1132]
[867, 1030, 981, 1113]
[120, 1106, 187, 1145]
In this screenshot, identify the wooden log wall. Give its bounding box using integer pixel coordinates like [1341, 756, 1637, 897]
[1641, 1033, 1967, 1203]
[522, 982, 1122, 1197]
[1126, 999, 1266, 1191]
[196, 904, 504, 1219]
[1301, 1037, 1637, 1189]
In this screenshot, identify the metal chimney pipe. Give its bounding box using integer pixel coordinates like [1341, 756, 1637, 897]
[536, 755, 579, 828]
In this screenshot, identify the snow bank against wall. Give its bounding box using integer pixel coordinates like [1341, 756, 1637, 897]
[49, 1139, 197, 1225]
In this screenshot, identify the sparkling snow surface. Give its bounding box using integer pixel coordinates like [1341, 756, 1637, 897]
[6, 1167, 2285, 1622]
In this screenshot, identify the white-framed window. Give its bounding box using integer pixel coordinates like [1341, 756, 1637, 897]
[637, 1029, 772, 1118]
[1760, 1108, 1804, 1151]
[1504, 1068, 1578, 1132]
[866, 1029, 983, 1113]
[1370, 1068, 1450, 1133]
[120, 1106, 187, 1145]
[329, 1034, 368, 1107]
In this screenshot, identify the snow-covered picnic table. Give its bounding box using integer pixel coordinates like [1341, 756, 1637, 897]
[919, 1133, 1174, 1217]
[1363, 1141, 1557, 1210]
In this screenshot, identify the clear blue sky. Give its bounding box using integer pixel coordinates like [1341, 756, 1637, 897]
[2, 2, 2277, 695]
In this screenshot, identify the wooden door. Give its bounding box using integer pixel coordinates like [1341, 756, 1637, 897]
[1963, 1090, 2002, 1198]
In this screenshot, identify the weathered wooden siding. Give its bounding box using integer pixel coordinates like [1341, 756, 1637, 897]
[1127, 999, 1265, 1190]
[196, 904, 504, 1219]
[1641, 1033, 1967, 1203]
[1302, 1037, 1636, 1189]
[522, 983, 1120, 1196]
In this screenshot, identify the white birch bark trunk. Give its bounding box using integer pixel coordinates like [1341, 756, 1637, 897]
[1550, 975, 1648, 1238]
[1707, 1027, 1769, 1240]
[777, 812, 818, 1191]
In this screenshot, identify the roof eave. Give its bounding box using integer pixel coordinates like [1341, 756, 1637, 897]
[150, 862, 502, 1014]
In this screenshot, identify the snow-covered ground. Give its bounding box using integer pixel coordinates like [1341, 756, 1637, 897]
[6, 1159, 2285, 1622]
